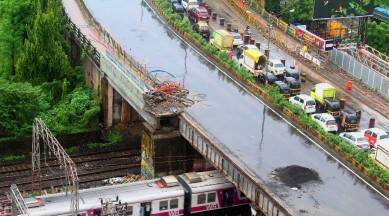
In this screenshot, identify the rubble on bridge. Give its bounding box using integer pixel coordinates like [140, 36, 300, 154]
[143, 81, 194, 116]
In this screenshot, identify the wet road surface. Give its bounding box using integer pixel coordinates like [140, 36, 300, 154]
[83, 0, 389, 215]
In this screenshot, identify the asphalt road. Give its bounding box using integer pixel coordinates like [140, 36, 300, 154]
[83, 0, 389, 215]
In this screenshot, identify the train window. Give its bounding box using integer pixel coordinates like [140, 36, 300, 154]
[197, 194, 206, 204]
[207, 193, 216, 203]
[159, 200, 168, 211]
[170, 199, 178, 209]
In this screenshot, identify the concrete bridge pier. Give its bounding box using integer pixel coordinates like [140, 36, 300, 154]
[140, 121, 211, 179]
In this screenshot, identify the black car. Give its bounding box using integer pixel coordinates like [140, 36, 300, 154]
[324, 99, 341, 117]
[284, 76, 301, 95]
[259, 72, 277, 85]
[284, 66, 300, 80]
[172, 2, 185, 14]
[274, 81, 290, 97]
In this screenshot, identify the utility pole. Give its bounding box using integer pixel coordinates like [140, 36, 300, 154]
[10, 184, 30, 216]
[32, 118, 79, 215]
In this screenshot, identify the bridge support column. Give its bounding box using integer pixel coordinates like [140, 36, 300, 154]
[140, 123, 210, 179]
[101, 77, 114, 128]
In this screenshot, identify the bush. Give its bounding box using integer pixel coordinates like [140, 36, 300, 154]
[1, 154, 25, 162]
[105, 130, 123, 144]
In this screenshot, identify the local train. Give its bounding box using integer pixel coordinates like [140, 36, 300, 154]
[27, 170, 250, 216]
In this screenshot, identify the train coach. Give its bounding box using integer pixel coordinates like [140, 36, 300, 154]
[26, 170, 249, 216]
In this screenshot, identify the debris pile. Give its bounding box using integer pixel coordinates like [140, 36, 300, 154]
[273, 165, 321, 189]
[102, 174, 145, 185]
[144, 81, 194, 115]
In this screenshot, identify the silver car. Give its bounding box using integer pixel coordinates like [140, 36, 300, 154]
[339, 132, 370, 151]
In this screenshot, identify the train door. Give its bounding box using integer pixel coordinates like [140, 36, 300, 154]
[140, 202, 152, 216]
[222, 189, 234, 207]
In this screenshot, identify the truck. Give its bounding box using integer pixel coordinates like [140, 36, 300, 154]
[310, 83, 341, 117]
[238, 48, 267, 77]
[210, 30, 233, 51]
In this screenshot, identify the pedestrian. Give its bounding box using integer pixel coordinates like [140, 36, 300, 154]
[227, 48, 233, 59]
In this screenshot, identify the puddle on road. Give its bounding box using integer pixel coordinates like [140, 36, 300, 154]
[273, 165, 321, 189]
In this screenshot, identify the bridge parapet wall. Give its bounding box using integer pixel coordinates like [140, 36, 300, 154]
[179, 113, 294, 216]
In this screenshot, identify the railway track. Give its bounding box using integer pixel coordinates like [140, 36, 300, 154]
[0, 148, 141, 193]
[0, 152, 202, 193]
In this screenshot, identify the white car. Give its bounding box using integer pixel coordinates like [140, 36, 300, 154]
[181, 0, 199, 11]
[339, 132, 370, 151]
[267, 59, 286, 76]
[311, 113, 338, 133]
[232, 32, 243, 47]
[289, 94, 316, 114]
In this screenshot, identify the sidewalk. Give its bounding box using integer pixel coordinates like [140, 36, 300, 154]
[208, 0, 389, 130]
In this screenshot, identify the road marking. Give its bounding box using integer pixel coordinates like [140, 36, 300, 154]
[143, 0, 388, 201]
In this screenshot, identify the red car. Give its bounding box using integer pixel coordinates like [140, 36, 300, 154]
[363, 128, 389, 147]
[188, 6, 209, 23]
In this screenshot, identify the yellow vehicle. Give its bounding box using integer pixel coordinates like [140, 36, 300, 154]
[238, 47, 267, 77]
[310, 83, 341, 117]
[210, 29, 233, 51]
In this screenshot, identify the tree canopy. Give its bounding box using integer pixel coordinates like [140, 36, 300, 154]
[0, 0, 100, 136]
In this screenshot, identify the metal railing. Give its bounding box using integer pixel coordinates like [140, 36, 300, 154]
[72, 0, 157, 88]
[329, 48, 389, 99]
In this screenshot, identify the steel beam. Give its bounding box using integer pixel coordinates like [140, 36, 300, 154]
[179, 113, 294, 216]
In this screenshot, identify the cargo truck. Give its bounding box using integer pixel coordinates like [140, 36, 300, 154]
[310, 83, 341, 117]
[210, 30, 233, 51]
[238, 48, 267, 77]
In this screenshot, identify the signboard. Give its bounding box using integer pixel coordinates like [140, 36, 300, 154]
[313, 0, 374, 19]
[294, 26, 334, 51]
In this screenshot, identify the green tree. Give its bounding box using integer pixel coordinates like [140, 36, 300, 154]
[16, 0, 72, 85]
[0, 78, 49, 135]
[265, 0, 281, 13]
[0, 0, 32, 77]
[366, 21, 389, 54]
[280, 0, 313, 23]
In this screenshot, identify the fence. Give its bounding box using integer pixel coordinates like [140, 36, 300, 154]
[71, 0, 156, 88]
[329, 48, 389, 99]
[229, 0, 326, 68]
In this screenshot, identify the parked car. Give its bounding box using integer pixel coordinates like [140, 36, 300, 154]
[193, 21, 210, 39]
[231, 32, 243, 47]
[181, 0, 199, 11]
[172, 2, 185, 14]
[339, 132, 370, 151]
[311, 113, 338, 133]
[284, 76, 301, 96]
[363, 128, 389, 148]
[289, 94, 316, 114]
[259, 72, 277, 85]
[267, 59, 286, 77]
[284, 66, 300, 80]
[274, 81, 290, 97]
[188, 6, 209, 22]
